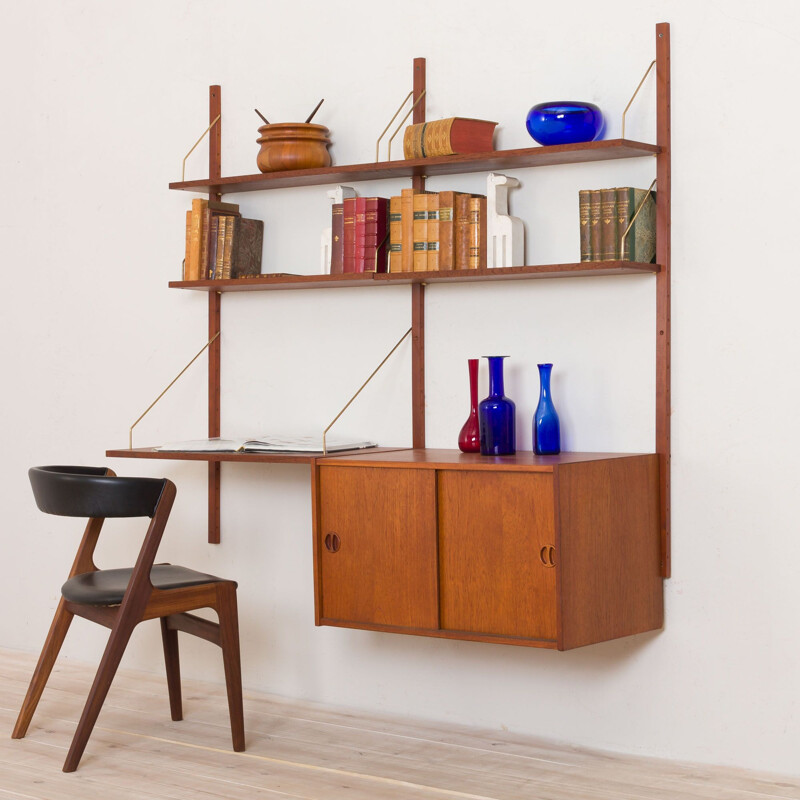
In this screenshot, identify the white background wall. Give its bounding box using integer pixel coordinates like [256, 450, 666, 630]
[2, 0, 798, 778]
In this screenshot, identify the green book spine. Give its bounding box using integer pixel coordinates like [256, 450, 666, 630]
[588, 189, 601, 261]
[578, 190, 591, 262]
[599, 188, 618, 261]
[616, 187, 657, 262]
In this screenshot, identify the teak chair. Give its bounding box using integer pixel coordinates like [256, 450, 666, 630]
[12, 466, 245, 772]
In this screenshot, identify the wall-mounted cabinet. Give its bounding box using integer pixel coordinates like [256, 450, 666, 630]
[313, 451, 663, 649]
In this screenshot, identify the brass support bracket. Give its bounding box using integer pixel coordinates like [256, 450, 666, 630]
[182, 114, 221, 181]
[622, 59, 656, 139]
[376, 90, 427, 162]
[323, 327, 412, 454]
[129, 332, 221, 449]
[620, 177, 658, 256]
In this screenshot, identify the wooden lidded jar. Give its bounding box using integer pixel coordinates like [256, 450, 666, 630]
[256, 123, 332, 172]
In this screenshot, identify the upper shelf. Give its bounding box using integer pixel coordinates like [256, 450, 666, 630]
[169, 261, 660, 292]
[170, 139, 660, 194]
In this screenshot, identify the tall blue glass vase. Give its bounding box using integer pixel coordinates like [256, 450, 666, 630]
[479, 356, 516, 455]
[533, 363, 561, 455]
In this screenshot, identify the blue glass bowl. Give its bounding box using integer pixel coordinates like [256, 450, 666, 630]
[525, 101, 605, 146]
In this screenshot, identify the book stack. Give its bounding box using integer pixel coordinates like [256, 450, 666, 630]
[403, 117, 498, 159]
[579, 187, 657, 263]
[389, 188, 487, 272]
[184, 199, 264, 280]
[330, 196, 390, 274]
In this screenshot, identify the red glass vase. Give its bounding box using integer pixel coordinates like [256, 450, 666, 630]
[458, 358, 481, 453]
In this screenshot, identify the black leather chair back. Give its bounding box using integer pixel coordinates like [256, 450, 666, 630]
[29, 466, 167, 519]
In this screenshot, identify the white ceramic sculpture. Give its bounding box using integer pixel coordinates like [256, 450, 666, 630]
[487, 173, 524, 268]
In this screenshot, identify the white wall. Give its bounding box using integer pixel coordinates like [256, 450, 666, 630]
[2, 0, 799, 777]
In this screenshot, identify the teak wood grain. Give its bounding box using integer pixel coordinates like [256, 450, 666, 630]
[656, 21, 672, 577]
[438, 470, 558, 641]
[555, 455, 663, 649]
[317, 465, 438, 629]
[169, 139, 660, 194]
[313, 451, 663, 650]
[168, 261, 659, 292]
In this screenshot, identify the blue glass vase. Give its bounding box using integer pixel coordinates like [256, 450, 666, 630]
[525, 101, 605, 146]
[533, 363, 561, 455]
[479, 356, 516, 455]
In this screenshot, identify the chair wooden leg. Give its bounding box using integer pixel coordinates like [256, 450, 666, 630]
[160, 618, 183, 721]
[12, 598, 74, 739]
[62, 612, 138, 772]
[216, 582, 245, 752]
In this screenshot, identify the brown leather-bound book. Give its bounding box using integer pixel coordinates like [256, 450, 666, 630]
[362, 197, 389, 272]
[388, 195, 402, 272]
[214, 216, 227, 280]
[588, 189, 602, 262]
[201, 202, 241, 278]
[578, 190, 591, 262]
[437, 191, 457, 270]
[599, 188, 618, 261]
[184, 210, 192, 279]
[221, 215, 236, 279]
[426, 194, 440, 270]
[400, 188, 415, 272]
[403, 118, 497, 159]
[330, 203, 344, 274]
[468, 196, 487, 269]
[342, 197, 357, 273]
[413, 193, 428, 271]
[207, 199, 240, 215]
[454, 193, 472, 271]
[188, 198, 207, 281]
[403, 123, 426, 159]
[230, 218, 264, 278]
[206, 215, 219, 279]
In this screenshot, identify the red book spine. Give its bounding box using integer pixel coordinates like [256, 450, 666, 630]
[362, 198, 389, 272]
[353, 197, 368, 272]
[342, 197, 357, 273]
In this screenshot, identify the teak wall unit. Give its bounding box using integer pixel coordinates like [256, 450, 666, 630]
[312, 450, 662, 650]
[107, 23, 671, 647]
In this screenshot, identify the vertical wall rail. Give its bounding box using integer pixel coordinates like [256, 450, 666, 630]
[411, 58, 427, 448]
[655, 24, 671, 577]
[208, 85, 222, 544]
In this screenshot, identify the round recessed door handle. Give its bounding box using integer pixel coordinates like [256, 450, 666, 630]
[539, 545, 556, 568]
[324, 532, 341, 553]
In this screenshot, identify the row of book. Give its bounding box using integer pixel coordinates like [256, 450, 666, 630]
[579, 187, 656, 263]
[330, 189, 488, 274]
[184, 198, 264, 281]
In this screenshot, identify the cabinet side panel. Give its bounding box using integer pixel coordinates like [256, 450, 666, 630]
[438, 470, 557, 642]
[557, 456, 663, 649]
[318, 465, 438, 629]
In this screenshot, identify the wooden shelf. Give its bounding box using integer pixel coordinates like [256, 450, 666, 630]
[105, 446, 409, 465]
[323, 449, 655, 470]
[170, 139, 660, 195]
[169, 261, 660, 292]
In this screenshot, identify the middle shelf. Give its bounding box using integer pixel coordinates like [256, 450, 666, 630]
[170, 260, 660, 292]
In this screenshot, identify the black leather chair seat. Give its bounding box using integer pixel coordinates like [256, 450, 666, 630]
[62, 565, 234, 606]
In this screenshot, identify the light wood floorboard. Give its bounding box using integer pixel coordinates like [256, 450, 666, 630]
[0, 649, 797, 800]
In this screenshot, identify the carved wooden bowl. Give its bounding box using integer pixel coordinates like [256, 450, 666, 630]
[256, 123, 332, 172]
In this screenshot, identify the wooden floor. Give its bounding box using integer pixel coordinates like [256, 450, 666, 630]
[0, 649, 797, 799]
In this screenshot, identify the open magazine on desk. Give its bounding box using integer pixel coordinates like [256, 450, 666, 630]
[155, 434, 377, 454]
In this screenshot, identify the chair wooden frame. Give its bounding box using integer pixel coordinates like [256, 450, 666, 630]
[12, 467, 245, 772]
